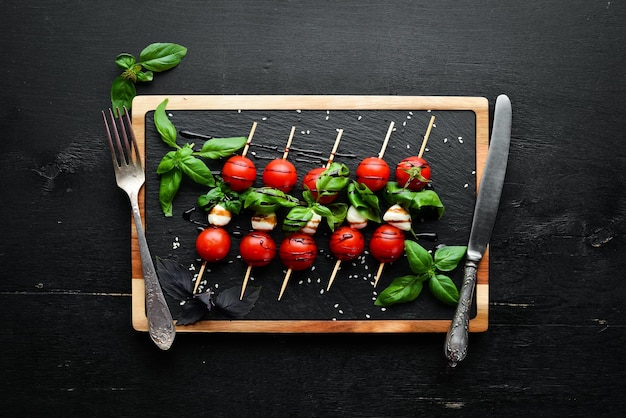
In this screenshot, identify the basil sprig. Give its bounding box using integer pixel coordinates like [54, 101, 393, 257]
[111, 43, 187, 115]
[375, 241, 466, 307]
[382, 181, 445, 220]
[154, 99, 247, 216]
[347, 181, 381, 223]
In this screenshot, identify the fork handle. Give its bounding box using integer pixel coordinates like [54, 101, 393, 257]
[130, 192, 176, 350]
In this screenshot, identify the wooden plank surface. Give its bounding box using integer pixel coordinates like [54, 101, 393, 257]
[131, 95, 490, 333]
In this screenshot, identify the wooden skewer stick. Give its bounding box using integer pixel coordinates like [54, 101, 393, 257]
[378, 121, 395, 159]
[240, 265, 253, 300]
[418, 115, 435, 159]
[241, 121, 258, 157]
[193, 260, 208, 294]
[278, 269, 293, 301]
[282, 126, 296, 160]
[325, 129, 344, 168]
[373, 262, 385, 288]
[326, 259, 342, 291]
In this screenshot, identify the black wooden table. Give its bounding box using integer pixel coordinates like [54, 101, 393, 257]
[2, 1, 625, 416]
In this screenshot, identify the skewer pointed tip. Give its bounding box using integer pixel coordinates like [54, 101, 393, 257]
[278, 269, 292, 301]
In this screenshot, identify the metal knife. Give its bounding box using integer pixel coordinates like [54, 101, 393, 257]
[444, 94, 512, 367]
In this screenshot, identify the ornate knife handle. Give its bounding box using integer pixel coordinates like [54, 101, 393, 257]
[444, 260, 478, 367]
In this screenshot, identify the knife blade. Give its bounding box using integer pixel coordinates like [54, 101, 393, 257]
[444, 94, 512, 367]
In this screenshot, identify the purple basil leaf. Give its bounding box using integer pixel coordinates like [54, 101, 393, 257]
[194, 290, 215, 311]
[176, 299, 209, 325]
[156, 257, 194, 301]
[215, 286, 261, 319]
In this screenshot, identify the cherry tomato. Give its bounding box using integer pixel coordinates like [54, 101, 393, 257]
[239, 231, 276, 267]
[302, 167, 338, 204]
[395, 156, 431, 191]
[329, 226, 365, 261]
[369, 224, 405, 263]
[222, 155, 257, 192]
[355, 157, 390, 192]
[262, 159, 298, 193]
[279, 233, 317, 271]
[196, 226, 231, 262]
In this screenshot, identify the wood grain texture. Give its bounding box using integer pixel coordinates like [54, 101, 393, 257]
[2, 0, 626, 416]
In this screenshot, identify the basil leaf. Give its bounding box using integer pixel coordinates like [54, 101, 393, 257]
[180, 155, 216, 187]
[215, 286, 261, 319]
[317, 162, 350, 195]
[136, 70, 154, 82]
[244, 187, 299, 214]
[283, 206, 313, 233]
[383, 182, 445, 220]
[139, 43, 188, 72]
[159, 168, 182, 217]
[156, 151, 177, 174]
[198, 186, 225, 211]
[156, 257, 194, 300]
[374, 275, 424, 307]
[326, 203, 348, 230]
[110, 75, 136, 117]
[433, 246, 467, 272]
[196, 137, 247, 159]
[429, 274, 460, 306]
[154, 99, 178, 148]
[347, 181, 381, 223]
[411, 189, 445, 220]
[404, 240, 433, 275]
[115, 53, 136, 70]
[176, 299, 210, 326]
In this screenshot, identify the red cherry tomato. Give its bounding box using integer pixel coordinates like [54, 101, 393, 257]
[355, 157, 390, 192]
[329, 226, 365, 261]
[395, 156, 431, 191]
[279, 233, 317, 271]
[302, 167, 338, 204]
[369, 224, 405, 263]
[239, 231, 276, 267]
[196, 226, 231, 262]
[262, 159, 298, 193]
[222, 155, 257, 192]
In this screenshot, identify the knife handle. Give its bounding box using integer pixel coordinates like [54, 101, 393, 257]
[444, 260, 478, 367]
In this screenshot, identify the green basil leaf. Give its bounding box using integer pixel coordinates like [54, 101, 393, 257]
[154, 99, 178, 148]
[383, 181, 415, 208]
[326, 203, 348, 230]
[180, 155, 215, 187]
[159, 168, 182, 217]
[302, 189, 315, 205]
[196, 137, 247, 159]
[156, 151, 178, 174]
[110, 75, 136, 117]
[317, 162, 350, 194]
[433, 246, 467, 272]
[429, 274, 460, 306]
[374, 275, 423, 307]
[136, 70, 154, 82]
[139, 43, 187, 72]
[283, 206, 313, 233]
[410, 189, 445, 220]
[244, 187, 299, 214]
[405, 240, 433, 275]
[198, 187, 225, 211]
[347, 181, 381, 223]
[115, 53, 136, 70]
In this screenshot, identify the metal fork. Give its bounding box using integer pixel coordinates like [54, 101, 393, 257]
[103, 108, 175, 350]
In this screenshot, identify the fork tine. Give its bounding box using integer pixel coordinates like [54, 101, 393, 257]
[102, 109, 121, 167]
[121, 106, 142, 166]
[110, 108, 130, 166]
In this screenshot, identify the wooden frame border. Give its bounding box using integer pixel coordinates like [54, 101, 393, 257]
[130, 95, 490, 333]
